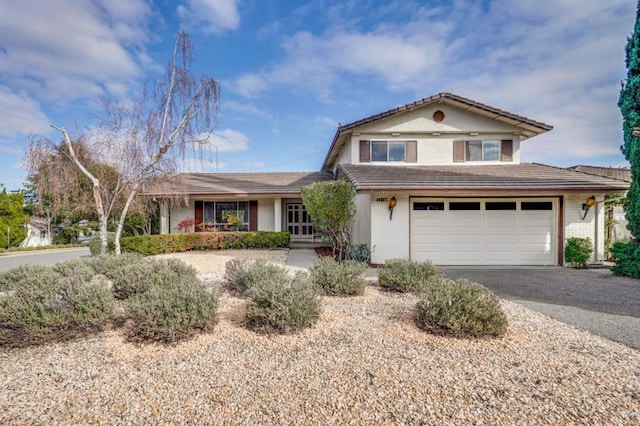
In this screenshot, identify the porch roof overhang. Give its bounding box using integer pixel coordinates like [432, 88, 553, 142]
[337, 163, 631, 195]
[141, 171, 334, 198]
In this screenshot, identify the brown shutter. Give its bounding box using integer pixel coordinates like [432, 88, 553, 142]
[406, 140, 417, 162]
[501, 139, 513, 162]
[359, 140, 370, 163]
[249, 200, 258, 231]
[453, 140, 465, 162]
[194, 200, 203, 232]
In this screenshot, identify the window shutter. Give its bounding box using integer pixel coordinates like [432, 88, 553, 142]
[406, 140, 417, 162]
[501, 139, 513, 162]
[359, 140, 370, 163]
[194, 200, 203, 231]
[453, 140, 465, 162]
[249, 200, 258, 231]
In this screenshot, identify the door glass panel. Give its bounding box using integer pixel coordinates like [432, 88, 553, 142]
[413, 202, 444, 211]
[486, 202, 517, 210]
[449, 202, 481, 210]
[522, 201, 553, 210]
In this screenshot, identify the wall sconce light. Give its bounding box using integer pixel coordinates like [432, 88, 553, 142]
[388, 196, 397, 220]
[581, 196, 596, 220]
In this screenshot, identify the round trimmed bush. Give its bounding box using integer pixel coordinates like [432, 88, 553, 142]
[224, 258, 289, 297]
[413, 278, 507, 337]
[90, 253, 145, 276]
[564, 237, 593, 269]
[378, 259, 441, 293]
[310, 257, 367, 296]
[246, 272, 321, 334]
[0, 269, 114, 348]
[0, 264, 51, 292]
[124, 278, 218, 344]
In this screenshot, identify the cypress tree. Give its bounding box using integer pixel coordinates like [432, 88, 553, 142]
[618, 1, 640, 240]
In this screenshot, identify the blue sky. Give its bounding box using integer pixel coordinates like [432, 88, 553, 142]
[0, 0, 636, 190]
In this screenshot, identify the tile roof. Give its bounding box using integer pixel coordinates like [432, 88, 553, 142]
[322, 92, 554, 171]
[337, 163, 630, 194]
[567, 165, 632, 182]
[141, 172, 334, 196]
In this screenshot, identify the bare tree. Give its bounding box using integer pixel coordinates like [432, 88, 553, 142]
[27, 31, 219, 255]
[26, 132, 128, 253]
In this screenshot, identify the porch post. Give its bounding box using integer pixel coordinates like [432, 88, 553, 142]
[160, 200, 169, 234]
[274, 198, 282, 232]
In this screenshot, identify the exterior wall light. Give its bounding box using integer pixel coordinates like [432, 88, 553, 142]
[582, 196, 597, 220]
[388, 196, 397, 220]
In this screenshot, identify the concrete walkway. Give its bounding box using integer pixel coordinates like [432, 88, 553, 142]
[285, 249, 318, 269]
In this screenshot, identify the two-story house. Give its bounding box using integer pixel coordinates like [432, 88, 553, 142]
[144, 93, 629, 266]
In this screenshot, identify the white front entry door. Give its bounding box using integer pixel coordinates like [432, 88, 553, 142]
[286, 203, 315, 239]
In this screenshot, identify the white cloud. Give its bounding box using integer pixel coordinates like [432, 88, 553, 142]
[0, 85, 50, 136]
[0, 0, 151, 104]
[201, 129, 249, 152]
[231, 73, 268, 98]
[177, 0, 241, 34]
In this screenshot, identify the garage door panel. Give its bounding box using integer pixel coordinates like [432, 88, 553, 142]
[411, 198, 556, 266]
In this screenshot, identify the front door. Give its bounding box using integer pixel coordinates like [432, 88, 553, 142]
[286, 203, 314, 239]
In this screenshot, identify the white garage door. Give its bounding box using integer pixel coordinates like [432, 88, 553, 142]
[410, 198, 557, 266]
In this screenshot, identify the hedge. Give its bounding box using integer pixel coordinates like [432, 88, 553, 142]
[120, 231, 291, 256]
[610, 240, 640, 279]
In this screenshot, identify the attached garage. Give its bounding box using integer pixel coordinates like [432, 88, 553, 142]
[410, 198, 557, 265]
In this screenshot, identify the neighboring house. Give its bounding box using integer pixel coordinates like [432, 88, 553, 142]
[144, 93, 630, 266]
[20, 217, 52, 247]
[567, 165, 632, 242]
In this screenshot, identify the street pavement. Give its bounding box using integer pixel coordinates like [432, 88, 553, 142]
[0, 247, 90, 272]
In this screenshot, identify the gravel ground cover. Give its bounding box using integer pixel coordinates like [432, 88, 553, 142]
[1, 250, 639, 424]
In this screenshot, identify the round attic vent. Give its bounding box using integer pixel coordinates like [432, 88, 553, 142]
[433, 110, 445, 122]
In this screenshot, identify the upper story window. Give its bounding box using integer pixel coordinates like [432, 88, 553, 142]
[466, 140, 501, 161]
[372, 141, 406, 161]
[360, 140, 417, 163]
[454, 139, 513, 163]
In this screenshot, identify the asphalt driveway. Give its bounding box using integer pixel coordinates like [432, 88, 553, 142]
[442, 267, 640, 349]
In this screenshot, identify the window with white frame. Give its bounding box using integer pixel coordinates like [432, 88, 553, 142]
[466, 140, 501, 161]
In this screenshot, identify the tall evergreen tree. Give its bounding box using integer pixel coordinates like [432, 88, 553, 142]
[618, 1, 640, 240]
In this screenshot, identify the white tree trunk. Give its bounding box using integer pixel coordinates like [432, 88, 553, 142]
[52, 125, 110, 255]
[114, 184, 140, 255]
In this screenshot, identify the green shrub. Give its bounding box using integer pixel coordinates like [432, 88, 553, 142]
[378, 259, 441, 293]
[345, 244, 371, 263]
[120, 231, 290, 255]
[107, 258, 197, 300]
[90, 253, 145, 276]
[610, 240, 640, 279]
[89, 233, 115, 256]
[564, 237, 593, 269]
[310, 257, 367, 296]
[124, 278, 218, 344]
[224, 259, 289, 297]
[0, 268, 114, 348]
[413, 278, 507, 338]
[52, 258, 96, 281]
[0, 264, 51, 291]
[219, 231, 291, 249]
[246, 272, 321, 334]
[108, 260, 161, 299]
